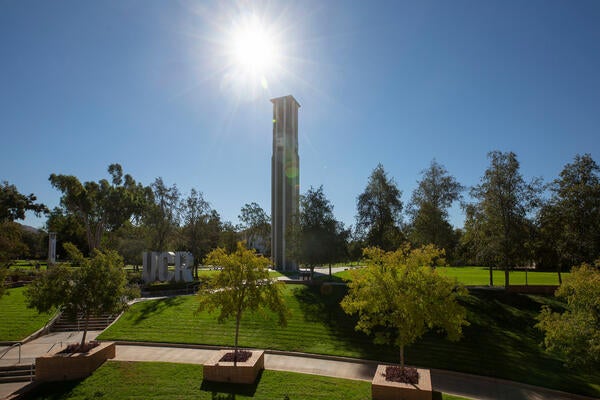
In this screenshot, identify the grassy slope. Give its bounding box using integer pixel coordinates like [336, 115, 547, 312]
[99, 286, 600, 397]
[0, 287, 54, 341]
[26, 361, 466, 400]
[335, 266, 567, 286]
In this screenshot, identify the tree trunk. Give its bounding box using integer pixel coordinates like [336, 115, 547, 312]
[234, 310, 242, 367]
[489, 265, 494, 286]
[557, 264, 563, 285]
[400, 345, 405, 369]
[80, 313, 90, 349]
[504, 267, 510, 290]
[329, 263, 332, 280]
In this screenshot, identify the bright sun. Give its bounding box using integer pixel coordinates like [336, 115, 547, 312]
[229, 15, 281, 80]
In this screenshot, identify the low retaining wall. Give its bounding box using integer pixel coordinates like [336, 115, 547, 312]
[203, 350, 264, 384]
[35, 342, 116, 381]
[372, 365, 432, 400]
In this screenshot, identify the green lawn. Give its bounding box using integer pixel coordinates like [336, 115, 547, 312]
[99, 285, 600, 397]
[25, 361, 466, 400]
[335, 266, 567, 286]
[0, 286, 55, 341]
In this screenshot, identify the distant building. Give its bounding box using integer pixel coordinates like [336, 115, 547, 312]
[271, 95, 300, 271]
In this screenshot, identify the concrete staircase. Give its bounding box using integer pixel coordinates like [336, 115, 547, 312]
[51, 313, 117, 332]
[0, 364, 34, 383]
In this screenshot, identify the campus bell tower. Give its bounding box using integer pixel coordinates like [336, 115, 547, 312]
[271, 95, 300, 271]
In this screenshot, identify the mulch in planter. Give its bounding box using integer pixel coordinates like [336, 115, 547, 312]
[58, 341, 100, 354]
[384, 366, 420, 385]
[219, 350, 252, 363]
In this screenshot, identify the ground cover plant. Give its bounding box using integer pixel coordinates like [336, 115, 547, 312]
[24, 361, 467, 400]
[0, 286, 54, 341]
[335, 266, 567, 286]
[99, 285, 600, 396]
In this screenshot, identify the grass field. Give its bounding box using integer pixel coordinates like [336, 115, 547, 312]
[0, 287, 55, 341]
[25, 361, 467, 400]
[99, 285, 600, 397]
[335, 266, 567, 286]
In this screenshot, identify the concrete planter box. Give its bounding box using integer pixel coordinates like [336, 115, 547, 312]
[35, 342, 116, 382]
[203, 350, 264, 384]
[372, 364, 432, 400]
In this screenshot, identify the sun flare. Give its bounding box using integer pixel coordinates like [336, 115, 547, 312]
[228, 15, 281, 81]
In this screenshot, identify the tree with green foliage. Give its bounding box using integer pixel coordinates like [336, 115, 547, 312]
[356, 164, 404, 251]
[465, 151, 541, 288]
[288, 186, 348, 278]
[145, 177, 180, 251]
[49, 164, 149, 252]
[0, 181, 48, 223]
[538, 154, 600, 278]
[408, 160, 463, 259]
[0, 181, 48, 296]
[537, 262, 600, 369]
[179, 189, 222, 278]
[239, 202, 271, 256]
[197, 242, 288, 365]
[45, 207, 88, 257]
[25, 243, 139, 347]
[341, 244, 468, 368]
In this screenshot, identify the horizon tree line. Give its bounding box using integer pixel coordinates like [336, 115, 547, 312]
[1, 152, 599, 282]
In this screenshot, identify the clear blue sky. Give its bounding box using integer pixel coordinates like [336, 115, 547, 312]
[1, 0, 599, 230]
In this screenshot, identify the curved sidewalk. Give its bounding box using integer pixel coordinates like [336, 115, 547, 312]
[2, 333, 598, 400]
[113, 342, 597, 400]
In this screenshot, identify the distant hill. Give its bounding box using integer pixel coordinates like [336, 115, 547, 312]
[18, 223, 44, 235]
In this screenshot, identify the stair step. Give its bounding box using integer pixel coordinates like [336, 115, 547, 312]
[0, 375, 32, 383]
[0, 365, 32, 372]
[0, 365, 34, 383]
[0, 370, 32, 377]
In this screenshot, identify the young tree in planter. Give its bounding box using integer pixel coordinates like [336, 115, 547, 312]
[341, 245, 469, 369]
[536, 262, 600, 369]
[197, 242, 288, 365]
[25, 243, 139, 348]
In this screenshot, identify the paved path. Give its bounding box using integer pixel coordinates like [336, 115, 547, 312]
[0, 331, 102, 400]
[2, 333, 598, 400]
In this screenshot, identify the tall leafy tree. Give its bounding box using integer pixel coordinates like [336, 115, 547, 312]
[0, 182, 47, 291]
[538, 154, 600, 273]
[238, 202, 271, 255]
[408, 160, 463, 256]
[145, 177, 180, 250]
[197, 243, 288, 365]
[341, 245, 468, 368]
[49, 164, 148, 251]
[25, 243, 138, 347]
[356, 164, 404, 251]
[0, 181, 48, 222]
[465, 151, 541, 288]
[179, 189, 221, 278]
[219, 221, 240, 253]
[288, 186, 347, 277]
[45, 207, 88, 257]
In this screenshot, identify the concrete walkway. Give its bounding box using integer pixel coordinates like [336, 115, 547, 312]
[2, 334, 598, 400]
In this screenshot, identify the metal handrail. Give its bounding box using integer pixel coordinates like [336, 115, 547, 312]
[0, 342, 21, 363]
[47, 341, 63, 353]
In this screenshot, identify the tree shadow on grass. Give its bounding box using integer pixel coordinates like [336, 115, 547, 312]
[130, 296, 185, 325]
[291, 284, 392, 362]
[199, 370, 261, 398]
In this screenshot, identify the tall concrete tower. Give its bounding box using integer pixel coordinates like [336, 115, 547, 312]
[271, 95, 300, 271]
